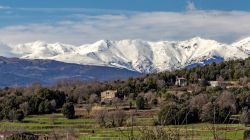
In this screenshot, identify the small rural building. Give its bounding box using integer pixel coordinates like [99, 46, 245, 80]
[175, 77, 187, 87]
[101, 90, 118, 103]
[209, 81, 219, 87]
[209, 81, 242, 88]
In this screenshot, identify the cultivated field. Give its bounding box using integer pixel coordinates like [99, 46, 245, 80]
[0, 112, 247, 140]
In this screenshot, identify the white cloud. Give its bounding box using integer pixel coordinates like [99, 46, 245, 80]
[0, 5, 10, 10]
[186, 1, 196, 11]
[0, 10, 250, 45]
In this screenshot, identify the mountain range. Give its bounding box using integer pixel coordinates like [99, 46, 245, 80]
[1, 37, 250, 86]
[2, 37, 250, 73]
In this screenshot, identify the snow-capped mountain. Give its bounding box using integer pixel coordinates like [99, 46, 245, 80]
[3, 37, 250, 73]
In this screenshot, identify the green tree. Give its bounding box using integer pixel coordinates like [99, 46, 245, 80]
[200, 102, 231, 123]
[15, 110, 25, 122]
[38, 101, 45, 114]
[62, 102, 75, 119]
[44, 100, 53, 114]
[240, 108, 250, 126]
[136, 96, 145, 110]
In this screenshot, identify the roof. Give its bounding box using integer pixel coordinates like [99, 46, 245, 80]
[176, 77, 186, 80]
[101, 90, 117, 93]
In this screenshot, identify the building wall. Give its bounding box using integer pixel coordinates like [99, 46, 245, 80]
[175, 78, 187, 86]
[209, 81, 219, 87]
[101, 90, 117, 102]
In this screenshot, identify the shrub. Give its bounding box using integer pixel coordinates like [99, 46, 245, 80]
[107, 110, 127, 127]
[19, 102, 31, 116]
[62, 102, 75, 119]
[240, 108, 250, 125]
[15, 110, 24, 122]
[44, 100, 53, 114]
[136, 96, 145, 110]
[8, 110, 16, 121]
[95, 110, 107, 127]
[38, 101, 45, 114]
[244, 130, 250, 140]
[151, 98, 158, 106]
[95, 110, 127, 127]
[200, 102, 231, 123]
[158, 102, 199, 125]
[158, 103, 179, 125]
[137, 126, 180, 140]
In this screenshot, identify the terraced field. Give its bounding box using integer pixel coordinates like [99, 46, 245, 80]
[0, 113, 247, 140]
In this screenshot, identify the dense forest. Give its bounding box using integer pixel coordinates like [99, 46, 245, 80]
[1, 57, 250, 125]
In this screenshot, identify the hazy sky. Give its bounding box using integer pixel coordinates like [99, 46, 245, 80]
[0, 0, 250, 45]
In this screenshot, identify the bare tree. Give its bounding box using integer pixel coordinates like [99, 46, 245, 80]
[216, 91, 237, 114]
[144, 91, 156, 106]
[189, 94, 208, 110]
[19, 102, 30, 116]
[240, 76, 248, 86]
[95, 109, 108, 127]
[95, 109, 127, 128]
[89, 94, 99, 104]
[84, 104, 93, 117]
[240, 108, 250, 126]
[112, 97, 121, 109]
[64, 127, 76, 140]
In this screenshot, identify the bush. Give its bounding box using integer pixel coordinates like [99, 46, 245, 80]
[15, 110, 24, 122]
[95, 110, 127, 127]
[8, 110, 16, 121]
[19, 102, 31, 116]
[44, 100, 53, 113]
[244, 130, 250, 140]
[158, 103, 179, 125]
[38, 101, 45, 114]
[158, 103, 199, 125]
[62, 102, 75, 119]
[107, 110, 127, 127]
[38, 100, 53, 114]
[95, 110, 107, 127]
[200, 102, 231, 123]
[136, 96, 145, 110]
[151, 98, 158, 107]
[240, 108, 250, 125]
[0, 113, 3, 121]
[137, 126, 180, 140]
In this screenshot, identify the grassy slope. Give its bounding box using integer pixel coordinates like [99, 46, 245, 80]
[0, 113, 247, 140]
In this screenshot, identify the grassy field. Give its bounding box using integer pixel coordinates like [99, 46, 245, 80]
[0, 113, 248, 140]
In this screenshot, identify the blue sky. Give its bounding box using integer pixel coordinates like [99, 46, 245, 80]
[1, 0, 250, 11]
[0, 0, 250, 45]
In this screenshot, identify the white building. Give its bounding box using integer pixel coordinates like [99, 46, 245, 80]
[175, 77, 187, 87]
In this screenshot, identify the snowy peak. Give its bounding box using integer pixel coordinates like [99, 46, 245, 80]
[2, 37, 250, 73]
[232, 37, 250, 55]
[13, 41, 75, 58]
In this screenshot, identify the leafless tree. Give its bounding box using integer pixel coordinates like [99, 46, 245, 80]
[84, 104, 93, 117]
[19, 102, 30, 116]
[216, 91, 237, 113]
[95, 109, 108, 127]
[95, 109, 127, 128]
[89, 94, 99, 104]
[112, 97, 121, 109]
[189, 94, 208, 110]
[240, 76, 248, 86]
[144, 91, 156, 106]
